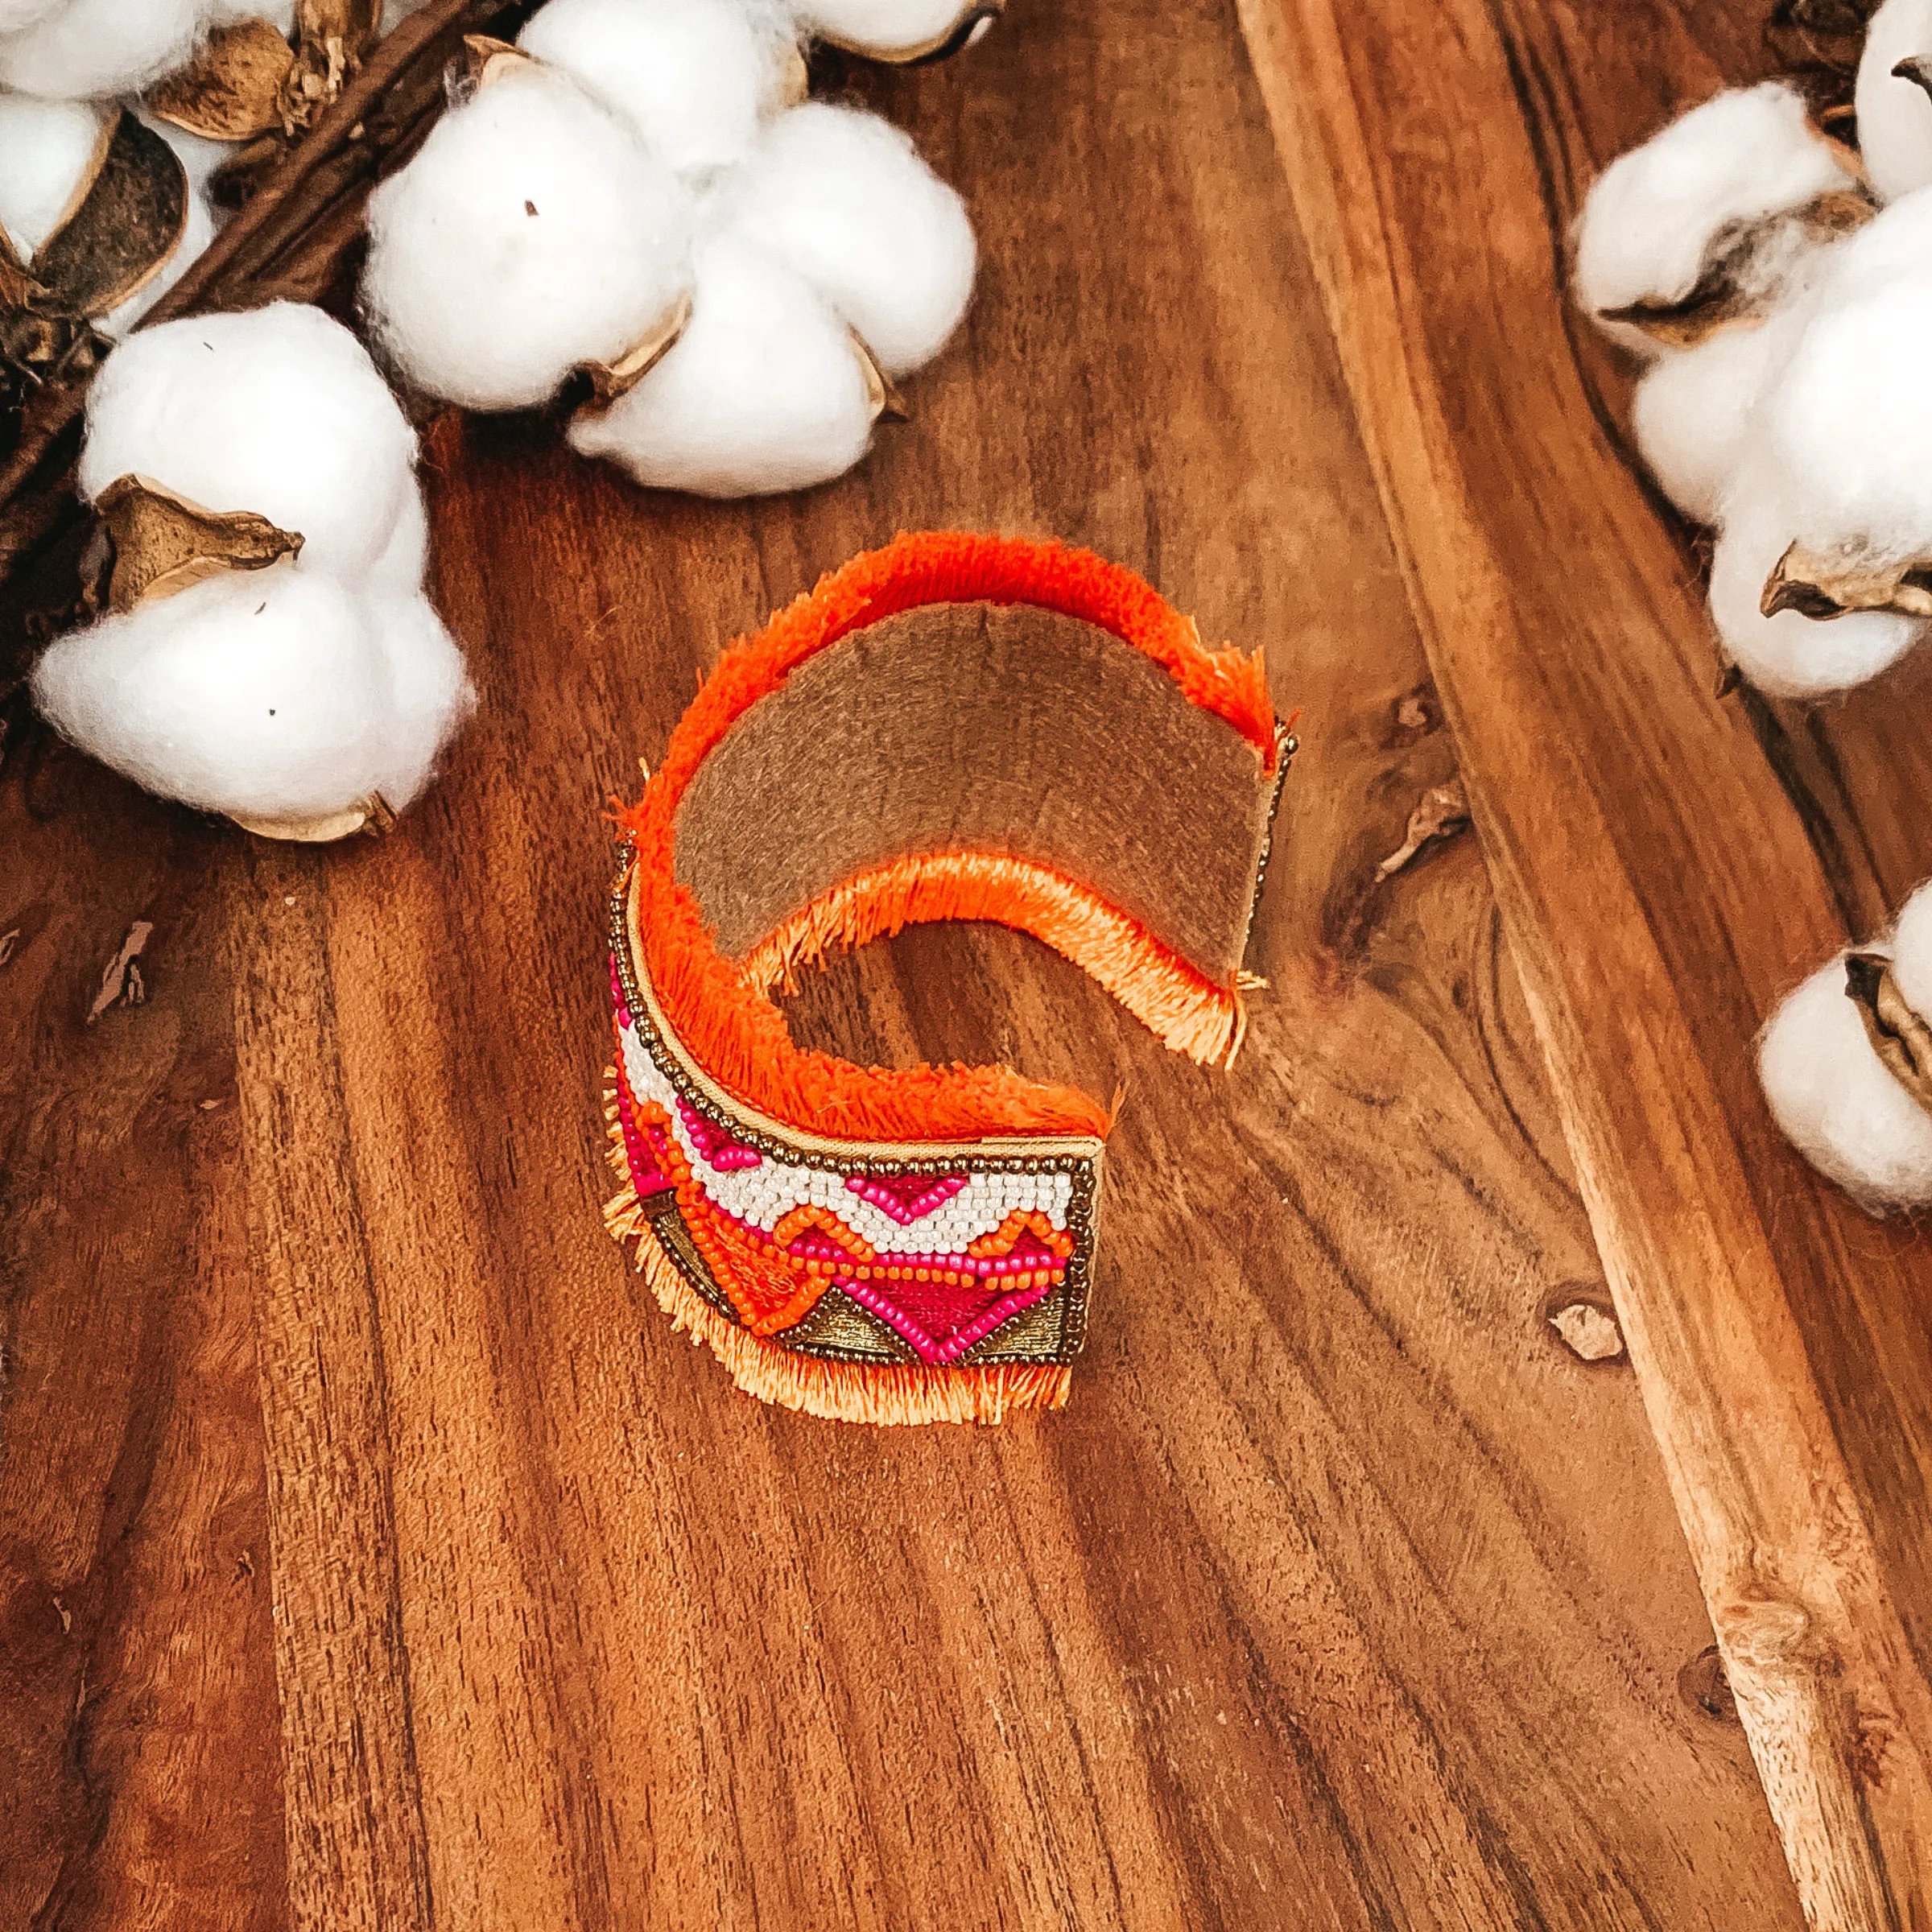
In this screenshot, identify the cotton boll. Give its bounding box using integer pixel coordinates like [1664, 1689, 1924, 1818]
[791, 0, 986, 56]
[1856, 0, 1932, 202]
[30, 568, 412, 822]
[0, 0, 204, 98]
[1764, 274, 1932, 559]
[1759, 949, 1932, 1208]
[568, 234, 873, 494]
[1709, 460, 1926, 695]
[0, 93, 105, 258]
[361, 60, 694, 410]
[1630, 313, 1796, 525]
[518, 0, 798, 178]
[80, 303, 419, 580]
[365, 594, 474, 807]
[725, 101, 972, 375]
[1758, 877, 1932, 1212]
[1575, 84, 1852, 340]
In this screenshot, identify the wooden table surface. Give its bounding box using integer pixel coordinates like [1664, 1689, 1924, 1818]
[3, 2, 1928, 1926]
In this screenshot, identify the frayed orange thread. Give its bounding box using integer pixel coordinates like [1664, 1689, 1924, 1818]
[740, 850, 1249, 1071]
[627, 533, 1277, 818]
[634, 1225, 1073, 1424]
[615, 532, 1277, 1147]
[625, 844, 1116, 1146]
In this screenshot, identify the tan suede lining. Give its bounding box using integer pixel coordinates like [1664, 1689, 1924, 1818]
[672, 602, 1276, 978]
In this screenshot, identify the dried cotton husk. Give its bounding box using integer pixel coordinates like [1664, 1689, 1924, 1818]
[793, 0, 1002, 61]
[0, 105, 194, 399]
[95, 473, 302, 612]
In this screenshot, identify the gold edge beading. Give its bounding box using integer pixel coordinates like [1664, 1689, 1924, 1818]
[1238, 720, 1296, 976]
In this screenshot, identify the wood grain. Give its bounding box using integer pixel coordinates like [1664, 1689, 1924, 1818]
[1234, 0, 1932, 1921]
[0, 0, 1861, 1923]
[0, 768, 287, 1930]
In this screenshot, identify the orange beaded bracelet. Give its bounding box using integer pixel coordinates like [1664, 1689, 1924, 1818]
[604, 532, 1290, 1424]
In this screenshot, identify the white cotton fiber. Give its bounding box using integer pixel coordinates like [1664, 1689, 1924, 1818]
[1575, 84, 1851, 330]
[367, 483, 429, 597]
[724, 101, 973, 375]
[1758, 942, 1932, 1209]
[0, 93, 105, 258]
[0, 0, 62, 34]
[1857, 0, 1932, 202]
[1889, 880, 1932, 1022]
[790, 0, 982, 55]
[80, 303, 419, 579]
[1708, 456, 1926, 696]
[361, 60, 694, 410]
[1762, 272, 1932, 559]
[31, 567, 472, 820]
[364, 592, 474, 807]
[0, 0, 204, 98]
[1630, 311, 1795, 525]
[206, 0, 295, 26]
[518, 0, 798, 178]
[1804, 178, 1932, 301]
[568, 233, 873, 493]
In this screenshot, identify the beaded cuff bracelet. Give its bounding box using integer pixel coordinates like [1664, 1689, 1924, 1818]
[604, 532, 1290, 1425]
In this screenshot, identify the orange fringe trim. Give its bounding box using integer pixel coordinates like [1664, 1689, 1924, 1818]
[615, 533, 1278, 1147]
[741, 850, 1249, 1069]
[617, 534, 1276, 822]
[638, 1237, 1072, 1423]
[628, 837, 1113, 1141]
[604, 1080, 1071, 1422]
